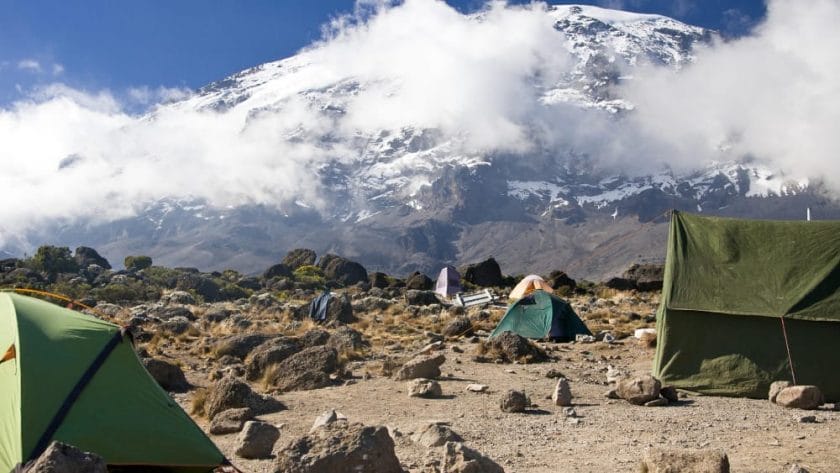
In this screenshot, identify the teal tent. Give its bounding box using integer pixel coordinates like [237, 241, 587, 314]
[490, 290, 591, 341]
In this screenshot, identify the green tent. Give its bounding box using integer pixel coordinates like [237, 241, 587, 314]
[654, 211, 840, 400]
[0, 292, 227, 472]
[490, 290, 591, 341]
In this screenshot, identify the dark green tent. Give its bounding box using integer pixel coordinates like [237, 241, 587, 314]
[0, 292, 227, 472]
[653, 211, 840, 400]
[490, 290, 591, 341]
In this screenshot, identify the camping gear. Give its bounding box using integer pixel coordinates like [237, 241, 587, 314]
[309, 290, 332, 323]
[653, 211, 840, 400]
[453, 289, 495, 308]
[0, 292, 227, 472]
[490, 290, 591, 341]
[509, 274, 553, 300]
[434, 265, 462, 298]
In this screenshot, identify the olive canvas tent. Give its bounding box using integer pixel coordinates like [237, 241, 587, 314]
[653, 211, 840, 400]
[435, 265, 462, 298]
[490, 290, 591, 341]
[509, 275, 553, 300]
[0, 292, 226, 472]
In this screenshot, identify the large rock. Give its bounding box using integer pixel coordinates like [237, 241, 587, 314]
[235, 421, 281, 459]
[604, 277, 635, 291]
[325, 293, 355, 323]
[265, 346, 339, 392]
[318, 254, 368, 286]
[411, 423, 462, 448]
[327, 326, 369, 353]
[209, 407, 254, 435]
[499, 390, 529, 413]
[205, 376, 285, 420]
[774, 385, 824, 410]
[640, 447, 730, 473]
[461, 258, 504, 287]
[547, 270, 576, 291]
[443, 316, 473, 337]
[214, 333, 273, 360]
[405, 290, 440, 306]
[369, 272, 390, 289]
[623, 263, 665, 292]
[74, 246, 111, 270]
[283, 249, 317, 270]
[486, 332, 548, 363]
[245, 337, 302, 381]
[617, 375, 662, 406]
[442, 441, 505, 473]
[407, 378, 442, 398]
[393, 353, 446, 381]
[274, 422, 403, 473]
[263, 263, 293, 280]
[768, 380, 792, 403]
[143, 358, 190, 392]
[405, 271, 433, 290]
[176, 273, 221, 302]
[26, 441, 106, 473]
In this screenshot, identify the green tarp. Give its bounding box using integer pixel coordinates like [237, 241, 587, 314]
[490, 290, 591, 341]
[654, 211, 840, 400]
[0, 292, 225, 472]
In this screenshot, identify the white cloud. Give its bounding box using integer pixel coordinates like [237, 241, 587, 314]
[0, 0, 838, 247]
[52, 63, 65, 75]
[17, 59, 42, 72]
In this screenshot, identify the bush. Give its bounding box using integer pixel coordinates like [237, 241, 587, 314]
[124, 255, 153, 271]
[218, 283, 250, 301]
[29, 246, 79, 274]
[92, 280, 159, 303]
[293, 265, 326, 287]
[141, 266, 180, 288]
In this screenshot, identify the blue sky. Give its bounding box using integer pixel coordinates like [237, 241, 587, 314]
[0, 0, 766, 105]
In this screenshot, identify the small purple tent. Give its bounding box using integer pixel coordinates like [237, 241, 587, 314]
[435, 265, 462, 297]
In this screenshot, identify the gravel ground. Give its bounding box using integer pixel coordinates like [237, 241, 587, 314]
[183, 338, 840, 473]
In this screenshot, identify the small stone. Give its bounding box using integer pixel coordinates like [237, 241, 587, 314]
[562, 407, 577, 417]
[775, 385, 824, 410]
[465, 384, 489, 393]
[500, 389, 529, 413]
[545, 368, 565, 378]
[645, 397, 668, 407]
[234, 421, 280, 459]
[411, 423, 462, 448]
[787, 463, 810, 473]
[660, 386, 679, 402]
[209, 407, 254, 435]
[617, 375, 661, 405]
[26, 441, 106, 473]
[799, 415, 817, 423]
[408, 378, 443, 398]
[604, 389, 620, 399]
[552, 378, 572, 407]
[310, 409, 347, 432]
[769, 380, 793, 403]
[393, 353, 446, 381]
[567, 417, 581, 425]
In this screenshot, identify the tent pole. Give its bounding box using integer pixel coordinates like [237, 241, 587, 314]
[779, 316, 798, 385]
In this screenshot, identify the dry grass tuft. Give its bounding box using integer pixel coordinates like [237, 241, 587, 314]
[190, 388, 208, 417]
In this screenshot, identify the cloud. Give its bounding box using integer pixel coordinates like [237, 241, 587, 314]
[17, 59, 42, 72]
[0, 0, 838, 247]
[52, 63, 65, 75]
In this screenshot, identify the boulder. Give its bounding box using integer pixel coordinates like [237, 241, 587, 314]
[623, 263, 664, 292]
[405, 271, 433, 290]
[393, 353, 446, 381]
[237, 276, 262, 290]
[327, 326, 369, 353]
[73, 246, 111, 270]
[245, 337, 302, 381]
[461, 258, 504, 287]
[235, 421, 281, 459]
[604, 277, 635, 291]
[774, 385, 824, 410]
[405, 290, 440, 306]
[264, 346, 339, 392]
[499, 389, 528, 413]
[617, 375, 662, 406]
[552, 378, 572, 407]
[369, 272, 390, 289]
[150, 305, 196, 321]
[407, 378, 442, 398]
[310, 409, 348, 432]
[25, 441, 106, 473]
[162, 290, 196, 305]
[205, 376, 285, 420]
[486, 332, 548, 363]
[209, 407, 254, 435]
[768, 380, 793, 403]
[175, 273, 221, 302]
[318, 254, 368, 286]
[326, 293, 355, 323]
[214, 333, 273, 359]
[298, 329, 331, 348]
[640, 447, 730, 473]
[412, 423, 462, 448]
[160, 316, 192, 335]
[143, 358, 190, 392]
[283, 249, 317, 270]
[547, 270, 576, 291]
[442, 441, 505, 473]
[443, 316, 473, 338]
[263, 263, 293, 280]
[273, 422, 403, 473]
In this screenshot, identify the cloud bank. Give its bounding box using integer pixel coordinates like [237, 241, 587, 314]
[1, 0, 839, 247]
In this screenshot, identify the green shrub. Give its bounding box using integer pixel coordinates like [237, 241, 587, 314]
[92, 280, 159, 303]
[124, 255, 153, 271]
[29, 245, 78, 274]
[293, 265, 326, 287]
[142, 266, 181, 289]
[218, 283, 250, 301]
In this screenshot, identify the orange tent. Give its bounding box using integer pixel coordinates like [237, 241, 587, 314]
[509, 274, 553, 300]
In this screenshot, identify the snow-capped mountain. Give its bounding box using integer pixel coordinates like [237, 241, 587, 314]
[7, 5, 837, 279]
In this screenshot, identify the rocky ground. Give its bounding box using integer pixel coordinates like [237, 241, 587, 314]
[4, 247, 837, 472]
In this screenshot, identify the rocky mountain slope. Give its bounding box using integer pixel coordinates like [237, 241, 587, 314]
[6, 4, 839, 279]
